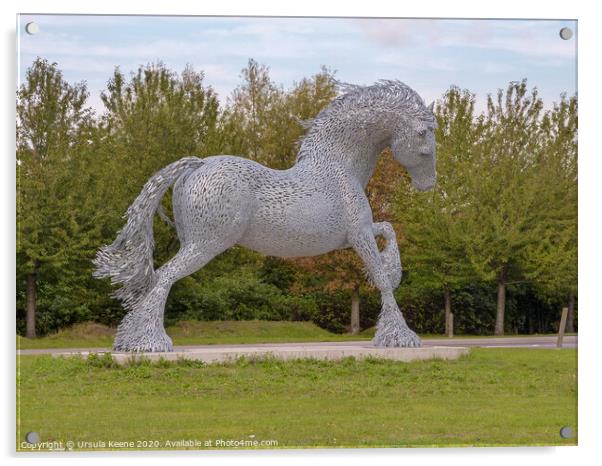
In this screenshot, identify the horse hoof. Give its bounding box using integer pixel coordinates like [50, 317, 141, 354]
[112, 334, 173, 353]
[372, 327, 422, 348]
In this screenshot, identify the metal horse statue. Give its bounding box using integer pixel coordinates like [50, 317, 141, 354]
[94, 80, 437, 352]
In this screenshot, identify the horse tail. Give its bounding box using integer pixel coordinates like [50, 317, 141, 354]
[93, 156, 204, 310]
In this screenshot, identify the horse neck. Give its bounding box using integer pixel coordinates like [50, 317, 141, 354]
[296, 127, 390, 188]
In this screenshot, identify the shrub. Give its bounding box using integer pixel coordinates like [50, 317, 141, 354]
[165, 272, 318, 324]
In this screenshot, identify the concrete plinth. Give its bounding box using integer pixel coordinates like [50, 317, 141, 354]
[53, 343, 469, 365]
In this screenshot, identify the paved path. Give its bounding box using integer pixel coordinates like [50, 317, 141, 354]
[422, 335, 577, 349]
[17, 335, 577, 356]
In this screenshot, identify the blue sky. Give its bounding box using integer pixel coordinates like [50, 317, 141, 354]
[17, 14, 577, 114]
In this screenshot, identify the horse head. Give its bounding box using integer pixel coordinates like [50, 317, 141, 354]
[391, 101, 437, 192]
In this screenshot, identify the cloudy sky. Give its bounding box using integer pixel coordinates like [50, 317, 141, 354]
[17, 14, 577, 114]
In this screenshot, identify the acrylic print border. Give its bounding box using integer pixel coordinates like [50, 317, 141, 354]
[8, 1, 592, 464]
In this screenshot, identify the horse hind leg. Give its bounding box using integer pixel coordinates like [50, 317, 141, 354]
[112, 242, 229, 352]
[112, 165, 253, 352]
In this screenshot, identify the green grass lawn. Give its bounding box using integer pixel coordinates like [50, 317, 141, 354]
[16, 321, 372, 350]
[16, 321, 574, 350]
[16, 348, 577, 450]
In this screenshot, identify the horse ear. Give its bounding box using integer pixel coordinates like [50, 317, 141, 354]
[428, 101, 435, 113]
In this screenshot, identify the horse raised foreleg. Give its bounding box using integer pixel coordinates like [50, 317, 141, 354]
[349, 229, 421, 348]
[372, 222, 402, 289]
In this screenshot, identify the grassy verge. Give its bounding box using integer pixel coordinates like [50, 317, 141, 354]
[359, 327, 577, 339]
[16, 348, 577, 449]
[17, 321, 575, 350]
[16, 321, 372, 350]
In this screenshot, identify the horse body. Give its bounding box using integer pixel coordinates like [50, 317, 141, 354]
[94, 80, 437, 352]
[174, 155, 350, 258]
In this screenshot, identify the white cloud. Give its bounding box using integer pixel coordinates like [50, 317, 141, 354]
[481, 61, 516, 74]
[374, 50, 458, 72]
[19, 16, 576, 117]
[351, 17, 575, 61]
[350, 18, 416, 46]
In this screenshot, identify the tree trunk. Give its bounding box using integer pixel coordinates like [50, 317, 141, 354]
[26, 272, 37, 339]
[494, 275, 506, 336]
[566, 292, 576, 333]
[350, 285, 360, 335]
[444, 289, 453, 337]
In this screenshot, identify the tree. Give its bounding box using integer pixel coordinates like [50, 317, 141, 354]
[464, 81, 562, 335]
[16, 57, 576, 337]
[224, 59, 285, 166]
[101, 63, 221, 174]
[99, 63, 221, 262]
[17, 58, 99, 337]
[393, 81, 577, 336]
[393, 87, 481, 336]
[281, 66, 338, 166]
[522, 94, 578, 330]
[224, 59, 337, 169]
[450, 81, 577, 335]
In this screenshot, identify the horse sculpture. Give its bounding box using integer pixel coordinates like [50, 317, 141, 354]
[94, 80, 437, 352]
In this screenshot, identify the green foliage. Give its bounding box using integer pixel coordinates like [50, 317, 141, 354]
[166, 272, 318, 323]
[461, 81, 549, 283]
[18, 320, 372, 350]
[101, 63, 221, 163]
[394, 87, 481, 294]
[86, 352, 118, 369]
[17, 58, 110, 335]
[17, 57, 95, 273]
[222, 59, 337, 168]
[394, 280, 559, 335]
[393, 81, 577, 333]
[310, 290, 381, 333]
[16, 58, 577, 338]
[522, 94, 578, 301]
[258, 256, 297, 290]
[98, 62, 222, 264]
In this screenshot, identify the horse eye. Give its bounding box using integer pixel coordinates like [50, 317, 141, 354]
[418, 129, 427, 137]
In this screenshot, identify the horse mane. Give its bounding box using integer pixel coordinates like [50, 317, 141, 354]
[296, 80, 435, 161]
